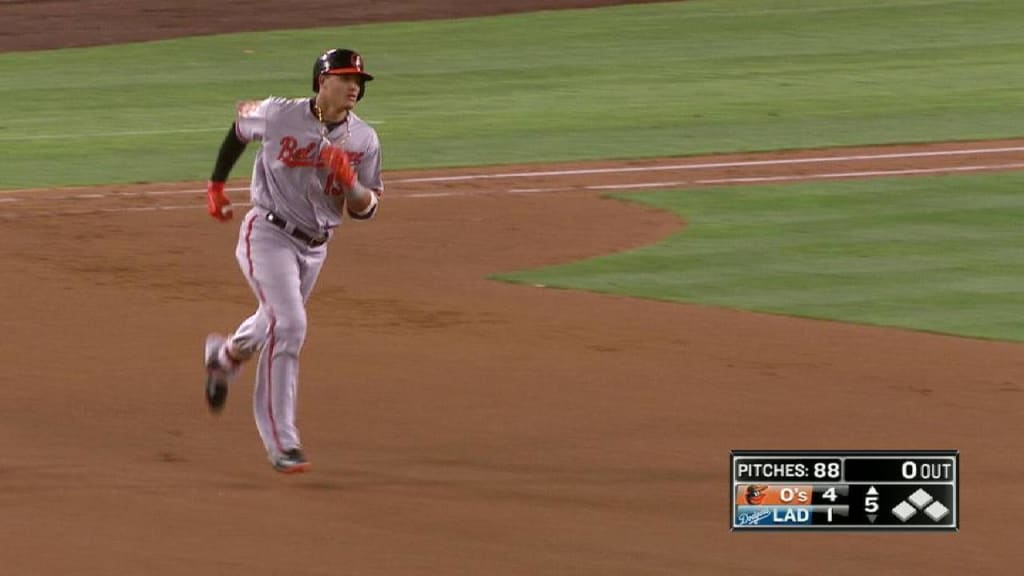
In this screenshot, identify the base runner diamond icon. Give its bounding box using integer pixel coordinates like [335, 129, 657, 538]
[908, 488, 934, 509]
[924, 501, 950, 522]
[892, 501, 917, 522]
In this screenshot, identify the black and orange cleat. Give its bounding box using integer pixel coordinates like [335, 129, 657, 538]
[271, 448, 312, 474]
[204, 333, 236, 413]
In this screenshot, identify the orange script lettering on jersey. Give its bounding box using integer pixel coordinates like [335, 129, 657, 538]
[277, 136, 365, 169]
[277, 136, 320, 168]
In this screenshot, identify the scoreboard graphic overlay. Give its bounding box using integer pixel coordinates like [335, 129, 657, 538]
[731, 450, 958, 531]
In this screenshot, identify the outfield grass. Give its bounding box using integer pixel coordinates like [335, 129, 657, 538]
[1, 0, 1023, 188]
[497, 172, 1024, 342]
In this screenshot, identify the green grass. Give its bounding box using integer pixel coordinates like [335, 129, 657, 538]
[497, 172, 1024, 342]
[1, 0, 1023, 188]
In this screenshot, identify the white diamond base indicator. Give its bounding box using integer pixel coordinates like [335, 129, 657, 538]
[924, 501, 950, 522]
[908, 488, 934, 509]
[892, 501, 917, 522]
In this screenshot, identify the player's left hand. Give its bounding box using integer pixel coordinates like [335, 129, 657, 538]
[318, 145, 356, 188]
[207, 180, 233, 221]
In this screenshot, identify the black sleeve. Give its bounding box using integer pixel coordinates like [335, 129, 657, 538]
[210, 123, 248, 182]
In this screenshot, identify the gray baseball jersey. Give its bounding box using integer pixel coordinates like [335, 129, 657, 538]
[236, 96, 383, 235]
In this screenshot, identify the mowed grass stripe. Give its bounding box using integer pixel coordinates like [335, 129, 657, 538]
[2, 0, 1024, 188]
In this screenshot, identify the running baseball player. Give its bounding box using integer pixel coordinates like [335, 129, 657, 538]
[202, 48, 382, 474]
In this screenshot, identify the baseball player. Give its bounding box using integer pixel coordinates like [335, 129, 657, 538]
[202, 48, 383, 474]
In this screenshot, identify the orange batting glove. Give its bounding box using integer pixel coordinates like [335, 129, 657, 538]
[318, 145, 356, 188]
[207, 180, 233, 222]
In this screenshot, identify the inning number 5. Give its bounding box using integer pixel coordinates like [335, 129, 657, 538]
[865, 494, 879, 514]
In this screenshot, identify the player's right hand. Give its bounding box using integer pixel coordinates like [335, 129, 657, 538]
[207, 180, 233, 221]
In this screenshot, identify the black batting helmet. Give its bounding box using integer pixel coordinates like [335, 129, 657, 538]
[312, 49, 374, 100]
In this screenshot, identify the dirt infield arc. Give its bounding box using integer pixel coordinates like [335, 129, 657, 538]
[1, 140, 1023, 575]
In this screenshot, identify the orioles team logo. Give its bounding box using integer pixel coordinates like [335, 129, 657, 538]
[744, 484, 769, 505]
[352, 53, 362, 70]
[277, 136, 364, 169]
[276, 136, 368, 197]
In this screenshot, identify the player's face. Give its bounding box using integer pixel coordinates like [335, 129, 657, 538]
[320, 74, 362, 109]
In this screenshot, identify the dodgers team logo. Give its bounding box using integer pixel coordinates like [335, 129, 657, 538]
[735, 507, 773, 526]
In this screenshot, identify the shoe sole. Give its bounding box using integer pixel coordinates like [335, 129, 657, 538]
[273, 461, 312, 474]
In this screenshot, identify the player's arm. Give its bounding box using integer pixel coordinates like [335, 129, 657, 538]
[207, 99, 270, 222]
[344, 181, 379, 220]
[345, 134, 383, 220]
[206, 124, 247, 221]
[320, 145, 380, 220]
[211, 124, 248, 182]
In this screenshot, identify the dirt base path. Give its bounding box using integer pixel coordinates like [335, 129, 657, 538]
[1, 140, 1022, 575]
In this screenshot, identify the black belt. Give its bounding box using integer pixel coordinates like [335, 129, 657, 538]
[265, 212, 328, 247]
